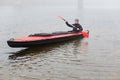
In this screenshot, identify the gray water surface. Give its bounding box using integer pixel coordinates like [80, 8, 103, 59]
[0, 5, 120, 80]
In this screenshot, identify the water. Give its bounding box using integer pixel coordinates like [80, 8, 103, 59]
[0, 5, 120, 80]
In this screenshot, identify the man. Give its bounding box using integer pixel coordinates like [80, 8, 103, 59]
[65, 19, 83, 32]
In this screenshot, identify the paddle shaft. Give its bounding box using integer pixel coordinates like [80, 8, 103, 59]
[58, 16, 76, 28]
[58, 16, 67, 22]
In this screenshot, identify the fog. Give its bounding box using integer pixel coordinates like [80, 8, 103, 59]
[0, 0, 77, 7]
[0, 0, 120, 9]
[84, 0, 120, 9]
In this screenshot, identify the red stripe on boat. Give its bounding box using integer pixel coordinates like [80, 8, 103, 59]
[15, 32, 83, 42]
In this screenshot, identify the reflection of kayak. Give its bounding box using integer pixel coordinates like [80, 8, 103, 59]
[7, 30, 89, 48]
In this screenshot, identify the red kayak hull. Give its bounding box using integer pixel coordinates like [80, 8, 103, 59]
[7, 31, 89, 48]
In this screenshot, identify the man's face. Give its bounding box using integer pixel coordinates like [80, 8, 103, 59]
[74, 20, 79, 24]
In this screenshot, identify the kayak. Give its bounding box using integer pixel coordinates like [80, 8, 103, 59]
[7, 30, 89, 48]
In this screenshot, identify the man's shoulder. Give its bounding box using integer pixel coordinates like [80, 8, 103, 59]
[73, 23, 80, 25]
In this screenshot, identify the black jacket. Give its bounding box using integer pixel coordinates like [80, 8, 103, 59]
[66, 22, 83, 32]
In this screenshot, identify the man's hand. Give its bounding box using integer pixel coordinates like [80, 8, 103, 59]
[77, 28, 80, 30]
[65, 21, 68, 23]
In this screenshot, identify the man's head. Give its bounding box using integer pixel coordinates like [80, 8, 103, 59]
[74, 19, 79, 24]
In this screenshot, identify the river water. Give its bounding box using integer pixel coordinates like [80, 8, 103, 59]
[0, 5, 120, 80]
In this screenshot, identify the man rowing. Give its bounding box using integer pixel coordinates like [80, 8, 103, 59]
[65, 19, 83, 32]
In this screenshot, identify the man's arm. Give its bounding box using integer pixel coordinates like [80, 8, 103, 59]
[65, 22, 74, 28]
[79, 24, 83, 31]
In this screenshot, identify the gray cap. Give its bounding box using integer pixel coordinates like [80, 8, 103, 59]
[75, 19, 79, 22]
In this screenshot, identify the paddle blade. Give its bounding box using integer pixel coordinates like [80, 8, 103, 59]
[58, 16, 63, 19]
[82, 31, 89, 38]
[58, 16, 66, 22]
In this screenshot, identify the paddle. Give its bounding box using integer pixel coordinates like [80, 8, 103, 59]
[58, 16, 67, 22]
[58, 16, 89, 38]
[82, 31, 89, 38]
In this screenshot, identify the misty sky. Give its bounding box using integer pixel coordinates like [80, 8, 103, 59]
[0, 0, 77, 6]
[84, 0, 120, 9]
[0, 0, 120, 9]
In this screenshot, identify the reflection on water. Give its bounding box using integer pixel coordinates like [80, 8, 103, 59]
[8, 45, 58, 60]
[8, 39, 88, 61]
[0, 39, 90, 80]
[73, 39, 88, 55]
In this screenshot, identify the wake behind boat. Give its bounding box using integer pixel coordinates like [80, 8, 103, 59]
[7, 31, 89, 48]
